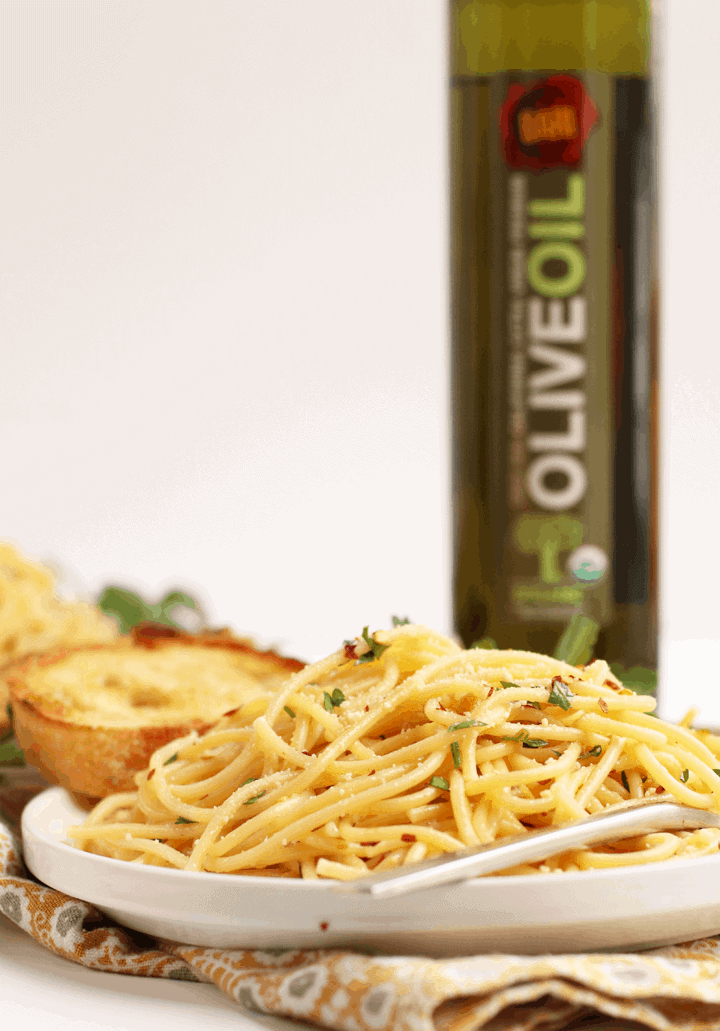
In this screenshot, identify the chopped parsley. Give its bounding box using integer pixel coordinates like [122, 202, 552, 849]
[502, 730, 549, 749]
[524, 701, 542, 710]
[243, 792, 266, 805]
[163, 753, 178, 765]
[548, 679, 573, 711]
[392, 615, 411, 626]
[621, 771, 630, 792]
[499, 681, 521, 690]
[242, 777, 258, 786]
[356, 626, 390, 664]
[714, 769, 720, 777]
[175, 817, 196, 825]
[448, 719, 486, 731]
[430, 776, 450, 791]
[284, 706, 296, 718]
[323, 688, 345, 711]
[450, 741, 462, 769]
[580, 746, 602, 759]
[681, 769, 690, 783]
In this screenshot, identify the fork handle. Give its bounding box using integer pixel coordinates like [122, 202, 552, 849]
[338, 799, 720, 898]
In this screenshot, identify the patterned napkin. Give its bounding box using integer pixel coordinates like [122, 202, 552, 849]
[3, 769, 720, 1031]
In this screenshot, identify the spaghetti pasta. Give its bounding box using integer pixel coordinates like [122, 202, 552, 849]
[68, 625, 720, 877]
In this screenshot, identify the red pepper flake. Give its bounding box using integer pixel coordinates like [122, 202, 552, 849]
[369, 770, 375, 775]
[365, 705, 370, 712]
[656, 785, 665, 794]
[223, 707, 240, 717]
[487, 686, 494, 697]
[361, 842, 378, 847]
[302, 751, 312, 756]
[598, 698, 609, 714]
[437, 704, 447, 712]
[344, 641, 358, 660]
[319, 921, 329, 931]
[604, 679, 620, 691]
[148, 769, 155, 780]
[401, 834, 416, 843]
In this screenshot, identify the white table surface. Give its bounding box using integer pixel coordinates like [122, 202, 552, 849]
[0, 912, 308, 1031]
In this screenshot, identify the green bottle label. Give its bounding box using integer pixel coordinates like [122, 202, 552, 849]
[493, 72, 614, 626]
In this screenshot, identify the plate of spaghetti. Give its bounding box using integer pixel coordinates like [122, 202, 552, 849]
[22, 624, 720, 955]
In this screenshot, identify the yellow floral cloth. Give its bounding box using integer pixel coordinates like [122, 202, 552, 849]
[3, 770, 720, 1031]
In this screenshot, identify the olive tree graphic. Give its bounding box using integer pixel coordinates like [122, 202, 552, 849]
[513, 514, 583, 584]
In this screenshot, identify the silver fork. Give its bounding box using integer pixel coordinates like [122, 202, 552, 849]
[335, 798, 720, 897]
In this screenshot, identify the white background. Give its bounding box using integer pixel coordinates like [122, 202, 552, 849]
[1, 0, 718, 717]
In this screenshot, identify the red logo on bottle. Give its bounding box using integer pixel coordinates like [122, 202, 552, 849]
[500, 76, 599, 170]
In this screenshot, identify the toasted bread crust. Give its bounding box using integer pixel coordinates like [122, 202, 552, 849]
[6, 626, 303, 800]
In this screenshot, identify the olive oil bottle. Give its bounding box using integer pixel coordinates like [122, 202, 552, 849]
[450, 0, 657, 667]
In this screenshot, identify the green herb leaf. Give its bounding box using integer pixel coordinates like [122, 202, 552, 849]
[681, 769, 690, 783]
[98, 585, 202, 634]
[714, 770, 720, 778]
[447, 719, 486, 731]
[553, 613, 600, 666]
[502, 729, 548, 749]
[430, 776, 450, 791]
[163, 753, 178, 765]
[323, 690, 344, 711]
[175, 817, 196, 824]
[548, 678, 573, 711]
[524, 701, 542, 710]
[522, 736, 549, 749]
[97, 586, 153, 634]
[552, 749, 562, 757]
[156, 590, 198, 623]
[284, 706, 296, 718]
[621, 771, 630, 792]
[470, 637, 497, 650]
[241, 777, 258, 786]
[355, 626, 390, 664]
[243, 791, 266, 805]
[450, 741, 462, 769]
[499, 681, 521, 690]
[580, 746, 602, 759]
[0, 738, 25, 767]
[392, 616, 411, 626]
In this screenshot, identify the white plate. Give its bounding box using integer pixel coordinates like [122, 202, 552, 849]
[22, 787, 720, 957]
